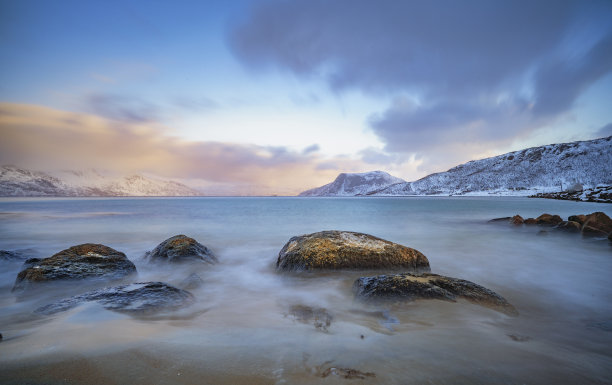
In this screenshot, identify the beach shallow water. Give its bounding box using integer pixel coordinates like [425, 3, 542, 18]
[1, 197, 611, 384]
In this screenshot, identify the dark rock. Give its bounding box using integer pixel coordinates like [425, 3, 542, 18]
[524, 218, 537, 225]
[488, 217, 511, 223]
[535, 213, 563, 226]
[556, 221, 581, 233]
[0, 250, 26, 261]
[146, 235, 217, 264]
[0, 333, 2, 341]
[35, 282, 194, 315]
[179, 273, 204, 290]
[568, 215, 587, 225]
[353, 273, 518, 316]
[276, 230, 430, 272]
[581, 212, 612, 236]
[12, 244, 136, 293]
[287, 305, 332, 332]
[508, 334, 531, 342]
[510, 215, 524, 225]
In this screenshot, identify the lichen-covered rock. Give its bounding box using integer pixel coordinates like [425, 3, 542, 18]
[276, 231, 430, 272]
[535, 213, 563, 226]
[353, 273, 518, 316]
[556, 221, 581, 233]
[35, 282, 194, 315]
[580, 212, 612, 237]
[12, 244, 136, 293]
[146, 235, 217, 264]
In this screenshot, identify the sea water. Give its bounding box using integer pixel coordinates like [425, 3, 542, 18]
[0, 197, 611, 384]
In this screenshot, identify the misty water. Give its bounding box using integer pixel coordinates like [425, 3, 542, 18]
[1, 197, 611, 384]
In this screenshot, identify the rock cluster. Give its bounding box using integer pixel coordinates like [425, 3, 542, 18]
[493, 212, 612, 239]
[9, 235, 216, 316]
[276, 230, 515, 315]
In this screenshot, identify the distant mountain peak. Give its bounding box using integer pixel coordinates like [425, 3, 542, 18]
[299, 170, 405, 196]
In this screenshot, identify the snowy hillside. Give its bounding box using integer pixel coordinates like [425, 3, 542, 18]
[374, 136, 612, 196]
[0, 166, 202, 197]
[298, 171, 405, 196]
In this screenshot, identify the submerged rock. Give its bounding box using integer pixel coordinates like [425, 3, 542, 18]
[35, 282, 194, 315]
[0, 250, 27, 261]
[276, 230, 430, 272]
[179, 273, 204, 290]
[353, 273, 518, 316]
[146, 235, 217, 264]
[287, 304, 333, 332]
[12, 244, 136, 293]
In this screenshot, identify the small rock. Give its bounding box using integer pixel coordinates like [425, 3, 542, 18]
[35, 282, 194, 316]
[12, 244, 136, 293]
[276, 230, 430, 272]
[582, 226, 609, 238]
[0, 250, 27, 261]
[556, 221, 581, 233]
[353, 273, 518, 316]
[568, 215, 587, 226]
[535, 213, 563, 226]
[508, 334, 531, 342]
[488, 217, 511, 223]
[524, 218, 537, 225]
[146, 235, 217, 264]
[510, 215, 524, 225]
[0, 333, 3, 341]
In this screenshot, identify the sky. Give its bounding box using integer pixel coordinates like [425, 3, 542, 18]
[1, 0, 611, 195]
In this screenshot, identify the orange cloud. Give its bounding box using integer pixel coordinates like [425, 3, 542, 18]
[0, 103, 366, 195]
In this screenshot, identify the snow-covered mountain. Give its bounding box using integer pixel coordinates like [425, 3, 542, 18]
[299, 136, 612, 197]
[374, 136, 612, 196]
[298, 171, 405, 196]
[0, 166, 202, 196]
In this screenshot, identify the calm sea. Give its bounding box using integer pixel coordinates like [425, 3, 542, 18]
[1, 197, 611, 384]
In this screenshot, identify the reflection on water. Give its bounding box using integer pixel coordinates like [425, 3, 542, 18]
[0, 197, 611, 384]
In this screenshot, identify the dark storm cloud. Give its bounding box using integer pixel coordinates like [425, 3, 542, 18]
[229, 0, 612, 170]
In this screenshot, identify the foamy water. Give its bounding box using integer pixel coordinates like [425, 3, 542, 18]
[1, 197, 611, 384]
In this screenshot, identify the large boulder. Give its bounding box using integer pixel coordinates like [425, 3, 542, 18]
[276, 230, 430, 272]
[146, 235, 217, 264]
[35, 282, 194, 316]
[353, 273, 517, 316]
[12, 244, 136, 292]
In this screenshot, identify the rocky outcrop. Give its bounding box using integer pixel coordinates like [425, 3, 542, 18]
[353, 273, 518, 316]
[146, 235, 217, 264]
[530, 185, 612, 203]
[493, 212, 612, 239]
[12, 244, 136, 292]
[276, 231, 430, 271]
[35, 282, 194, 315]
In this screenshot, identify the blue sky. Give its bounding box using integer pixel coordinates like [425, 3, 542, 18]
[1, 0, 611, 194]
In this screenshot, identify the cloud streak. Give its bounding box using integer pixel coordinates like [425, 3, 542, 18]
[0, 103, 366, 195]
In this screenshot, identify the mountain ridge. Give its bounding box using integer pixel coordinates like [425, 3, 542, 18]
[300, 136, 612, 197]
